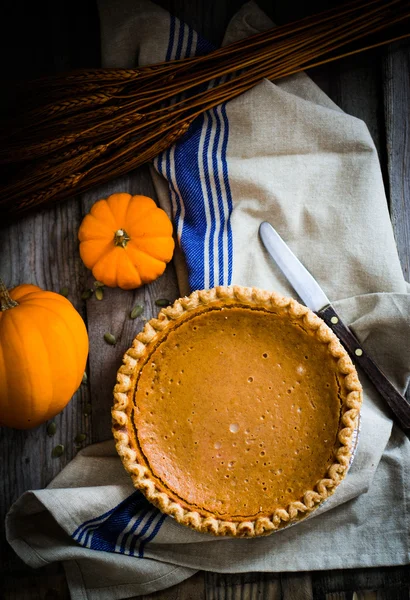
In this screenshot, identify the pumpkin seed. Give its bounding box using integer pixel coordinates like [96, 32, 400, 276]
[81, 289, 93, 300]
[52, 444, 64, 458]
[130, 304, 144, 319]
[74, 433, 87, 443]
[104, 332, 116, 345]
[59, 287, 69, 297]
[46, 422, 57, 436]
[94, 281, 105, 288]
[95, 287, 104, 301]
[82, 372, 88, 385]
[83, 403, 92, 416]
[155, 298, 171, 307]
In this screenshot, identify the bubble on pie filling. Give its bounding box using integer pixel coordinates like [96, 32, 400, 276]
[214, 441, 222, 450]
[296, 364, 306, 376]
[229, 423, 240, 433]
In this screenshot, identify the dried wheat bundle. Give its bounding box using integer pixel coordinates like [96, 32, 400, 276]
[1, 0, 409, 220]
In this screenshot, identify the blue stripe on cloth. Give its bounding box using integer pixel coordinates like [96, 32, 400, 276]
[168, 113, 208, 291]
[72, 491, 166, 556]
[209, 95, 225, 286]
[202, 113, 216, 288]
[118, 507, 151, 554]
[80, 492, 149, 550]
[129, 509, 158, 557]
[153, 21, 234, 291]
[71, 20, 235, 561]
[138, 513, 168, 558]
[220, 102, 234, 284]
[164, 19, 186, 242]
[72, 504, 118, 543]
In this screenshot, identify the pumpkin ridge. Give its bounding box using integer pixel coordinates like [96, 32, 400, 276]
[126, 243, 168, 263]
[2, 311, 51, 422]
[120, 249, 144, 287]
[93, 246, 123, 287]
[126, 211, 173, 239]
[8, 285, 41, 303]
[19, 301, 87, 379]
[126, 235, 175, 240]
[106, 193, 132, 229]
[16, 291, 74, 304]
[79, 213, 115, 240]
[78, 194, 174, 290]
[79, 238, 115, 269]
[90, 199, 118, 231]
[125, 196, 158, 225]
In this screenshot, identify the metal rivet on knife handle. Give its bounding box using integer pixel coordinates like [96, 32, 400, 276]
[355, 348, 363, 356]
[330, 316, 339, 324]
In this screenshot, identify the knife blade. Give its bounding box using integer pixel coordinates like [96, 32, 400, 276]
[259, 221, 410, 430]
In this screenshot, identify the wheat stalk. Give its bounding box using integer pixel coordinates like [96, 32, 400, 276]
[1, 0, 409, 220]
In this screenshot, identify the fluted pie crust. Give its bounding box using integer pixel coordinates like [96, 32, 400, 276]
[112, 286, 362, 537]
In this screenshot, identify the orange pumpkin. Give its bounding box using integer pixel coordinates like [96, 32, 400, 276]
[0, 281, 89, 429]
[78, 193, 175, 290]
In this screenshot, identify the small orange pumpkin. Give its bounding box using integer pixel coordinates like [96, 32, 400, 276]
[0, 280, 89, 429]
[78, 193, 175, 290]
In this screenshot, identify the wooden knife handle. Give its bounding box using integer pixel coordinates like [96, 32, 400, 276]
[319, 305, 410, 430]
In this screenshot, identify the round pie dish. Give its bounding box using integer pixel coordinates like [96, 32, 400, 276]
[112, 286, 362, 537]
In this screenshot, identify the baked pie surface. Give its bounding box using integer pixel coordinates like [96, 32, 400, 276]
[112, 286, 362, 537]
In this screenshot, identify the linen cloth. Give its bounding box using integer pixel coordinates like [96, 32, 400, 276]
[6, 2, 410, 599]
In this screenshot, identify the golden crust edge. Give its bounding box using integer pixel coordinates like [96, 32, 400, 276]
[112, 285, 363, 538]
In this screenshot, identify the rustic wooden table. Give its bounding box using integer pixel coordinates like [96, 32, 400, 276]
[1, 0, 409, 598]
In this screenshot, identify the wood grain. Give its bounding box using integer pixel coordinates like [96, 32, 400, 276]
[80, 167, 180, 442]
[1, 0, 410, 598]
[205, 572, 282, 600]
[0, 198, 91, 593]
[383, 41, 410, 283]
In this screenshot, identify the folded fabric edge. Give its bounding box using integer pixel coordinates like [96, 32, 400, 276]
[63, 560, 197, 600]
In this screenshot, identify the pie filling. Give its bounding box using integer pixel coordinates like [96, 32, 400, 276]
[131, 305, 344, 520]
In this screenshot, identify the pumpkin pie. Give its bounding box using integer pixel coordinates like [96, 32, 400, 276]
[112, 286, 362, 537]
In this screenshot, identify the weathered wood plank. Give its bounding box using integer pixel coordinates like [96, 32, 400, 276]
[0, 198, 91, 592]
[312, 565, 410, 600]
[2, 0, 410, 599]
[281, 573, 314, 600]
[205, 572, 282, 600]
[81, 167, 180, 442]
[383, 41, 410, 283]
[2, 562, 70, 600]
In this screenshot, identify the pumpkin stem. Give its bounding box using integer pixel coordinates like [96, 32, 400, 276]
[114, 229, 131, 248]
[0, 278, 18, 311]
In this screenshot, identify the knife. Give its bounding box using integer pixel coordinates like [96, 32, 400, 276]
[259, 221, 410, 430]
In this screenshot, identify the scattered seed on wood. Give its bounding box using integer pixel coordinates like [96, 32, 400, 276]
[155, 298, 171, 307]
[130, 305, 144, 319]
[81, 289, 93, 300]
[46, 422, 57, 436]
[52, 444, 65, 458]
[94, 281, 105, 288]
[82, 372, 88, 384]
[104, 332, 116, 345]
[95, 287, 104, 300]
[59, 287, 69, 297]
[83, 403, 92, 416]
[75, 433, 87, 443]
